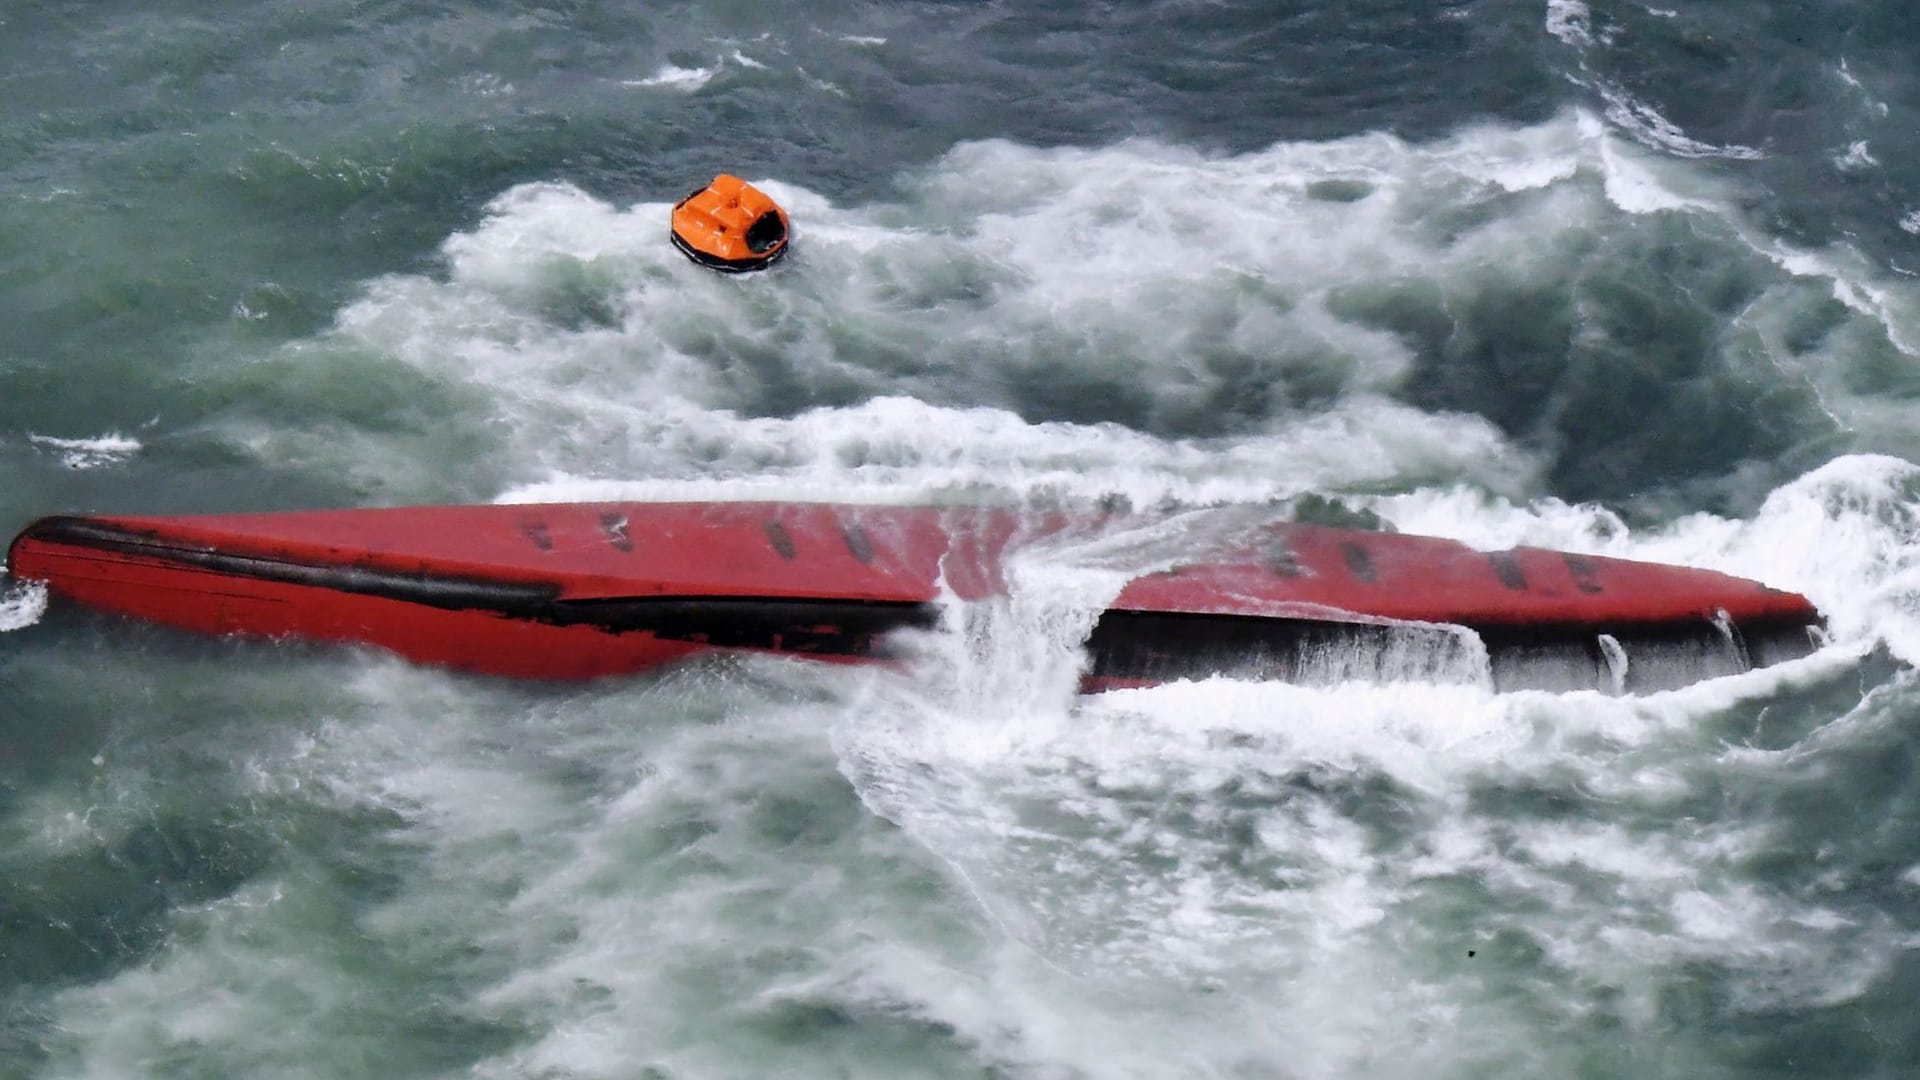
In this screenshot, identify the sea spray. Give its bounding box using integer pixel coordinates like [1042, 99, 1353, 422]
[26, 433, 141, 471]
[1, 570, 48, 632]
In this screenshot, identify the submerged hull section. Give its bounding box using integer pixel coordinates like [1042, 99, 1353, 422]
[7, 502, 1825, 693]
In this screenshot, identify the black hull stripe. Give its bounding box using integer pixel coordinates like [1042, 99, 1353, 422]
[23, 516, 566, 611]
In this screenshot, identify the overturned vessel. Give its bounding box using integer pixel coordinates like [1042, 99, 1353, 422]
[669, 174, 790, 273]
[6, 502, 1824, 693]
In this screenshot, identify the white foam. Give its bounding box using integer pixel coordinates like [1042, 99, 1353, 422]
[289, 119, 1920, 610]
[28, 431, 141, 469]
[37, 637, 1884, 1076]
[1546, 0, 1593, 47]
[0, 570, 47, 631]
[492, 393, 1529, 511]
[1837, 60, 1891, 117]
[620, 64, 712, 91]
[820, 615, 1897, 1072]
[796, 66, 847, 97]
[30, 477, 1904, 1077]
[1593, 133, 1710, 212]
[461, 72, 514, 98]
[1836, 140, 1878, 171]
[335, 154, 1544, 492]
[1506, 826, 1894, 1017]
[26, 56, 1920, 1080]
[1549, 1, 1766, 163]
[43, 878, 333, 1076]
[1598, 84, 1765, 161]
[1755, 242, 1920, 357]
[331, 122, 1711, 498]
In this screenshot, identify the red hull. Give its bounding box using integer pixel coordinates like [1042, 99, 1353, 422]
[6, 502, 1824, 692]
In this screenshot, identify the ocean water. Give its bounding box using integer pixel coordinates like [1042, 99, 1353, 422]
[7, 1, 1920, 1076]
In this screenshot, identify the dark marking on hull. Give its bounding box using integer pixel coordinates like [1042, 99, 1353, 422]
[600, 513, 633, 553]
[842, 524, 875, 564]
[1265, 536, 1302, 577]
[522, 521, 554, 551]
[1562, 554, 1605, 594]
[1340, 541, 1376, 583]
[1488, 552, 1528, 591]
[764, 520, 797, 560]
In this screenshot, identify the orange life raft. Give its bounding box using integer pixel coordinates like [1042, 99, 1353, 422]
[670, 174, 790, 272]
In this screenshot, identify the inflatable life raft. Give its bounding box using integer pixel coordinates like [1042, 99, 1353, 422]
[669, 174, 790, 272]
[6, 502, 1826, 694]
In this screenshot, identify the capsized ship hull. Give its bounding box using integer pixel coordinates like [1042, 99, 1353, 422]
[6, 502, 1826, 693]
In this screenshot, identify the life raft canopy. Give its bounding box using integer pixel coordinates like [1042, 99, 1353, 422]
[670, 173, 790, 273]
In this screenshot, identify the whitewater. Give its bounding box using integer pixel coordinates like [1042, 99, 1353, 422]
[8, 1, 1920, 1076]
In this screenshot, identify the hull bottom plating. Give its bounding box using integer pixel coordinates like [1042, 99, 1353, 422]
[7, 504, 1828, 694]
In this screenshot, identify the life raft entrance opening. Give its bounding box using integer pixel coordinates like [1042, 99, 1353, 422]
[744, 210, 785, 254]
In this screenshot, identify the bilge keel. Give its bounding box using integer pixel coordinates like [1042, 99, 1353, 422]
[7, 502, 1825, 693]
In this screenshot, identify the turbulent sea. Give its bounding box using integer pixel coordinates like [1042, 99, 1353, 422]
[10, 1, 1920, 1076]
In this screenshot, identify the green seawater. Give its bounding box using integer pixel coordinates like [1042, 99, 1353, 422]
[7, 2, 1920, 1077]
